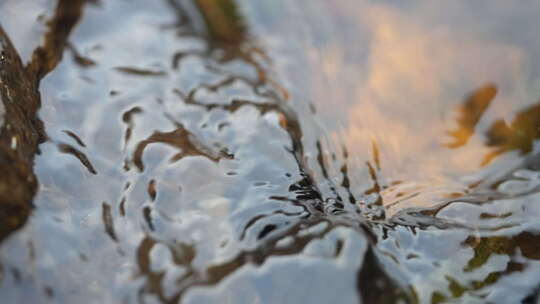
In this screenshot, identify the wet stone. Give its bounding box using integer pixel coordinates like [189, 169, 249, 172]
[0, 94, 4, 129]
[0, 26, 41, 242]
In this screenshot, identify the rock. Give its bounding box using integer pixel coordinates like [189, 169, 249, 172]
[0, 26, 43, 241]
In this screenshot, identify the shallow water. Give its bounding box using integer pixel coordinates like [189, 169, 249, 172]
[1, 0, 540, 303]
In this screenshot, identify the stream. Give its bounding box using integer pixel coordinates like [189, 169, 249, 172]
[1, 1, 540, 303]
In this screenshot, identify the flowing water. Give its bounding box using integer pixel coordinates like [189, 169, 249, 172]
[1, 0, 540, 303]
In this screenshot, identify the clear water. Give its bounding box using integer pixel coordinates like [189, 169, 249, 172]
[1, 1, 540, 303]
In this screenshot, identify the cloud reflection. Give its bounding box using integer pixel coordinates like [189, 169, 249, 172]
[271, 0, 540, 214]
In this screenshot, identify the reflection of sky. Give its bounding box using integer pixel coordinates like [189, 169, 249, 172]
[0, 0, 53, 64]
[242, 0, 540, 210]
[184, 227, 366, 304]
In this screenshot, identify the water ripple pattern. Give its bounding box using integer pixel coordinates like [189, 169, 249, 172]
[1, 0, 540, 304]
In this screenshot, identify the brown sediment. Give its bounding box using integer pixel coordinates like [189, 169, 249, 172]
[101, 202, 118, 242]
[57, 143, 98, 175]
[26, 0, 87, 82]
[131, 126, 226, 172]
[114, 67, 167, 77]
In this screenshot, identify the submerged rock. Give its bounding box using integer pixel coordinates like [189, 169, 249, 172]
[0, 0, 85, 242]
[0, 26, 42, 242]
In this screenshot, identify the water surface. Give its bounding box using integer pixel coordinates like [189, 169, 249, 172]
[1, 1, 540, 303]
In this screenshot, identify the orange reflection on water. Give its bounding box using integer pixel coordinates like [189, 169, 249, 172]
[304, 1, 536, 214]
